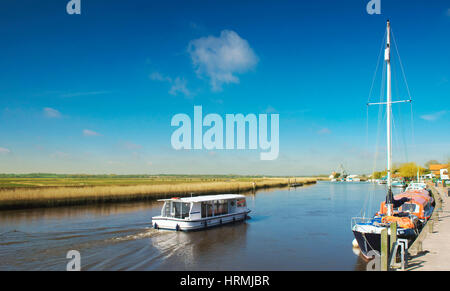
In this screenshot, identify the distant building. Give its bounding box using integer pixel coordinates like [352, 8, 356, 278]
[429, 164, 448, 177]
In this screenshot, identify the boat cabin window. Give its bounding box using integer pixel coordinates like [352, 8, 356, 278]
[162, 201, 191, 219]
[163, 202, 170, 217]
[237, 198, 246, 208]
[214, 200, 229, 216]
[201, 202, 214, 218]
[401, 203, 417, 213]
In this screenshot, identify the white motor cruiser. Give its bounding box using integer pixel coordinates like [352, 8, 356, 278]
[152, 194, 251, 231]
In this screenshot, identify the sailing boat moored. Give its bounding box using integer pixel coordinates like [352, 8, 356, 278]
[351, 20, 433, 260]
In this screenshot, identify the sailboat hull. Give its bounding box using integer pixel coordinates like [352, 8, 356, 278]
[352, 229, 417, 260]
[352, 230, 384, 260]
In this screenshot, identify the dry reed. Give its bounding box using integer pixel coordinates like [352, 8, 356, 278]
[0, 178, 316, 210]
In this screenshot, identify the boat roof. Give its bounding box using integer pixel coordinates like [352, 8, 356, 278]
[394, 191, 433, 206]
[157, 194, 246, 203]
[407, 182, 426, 187]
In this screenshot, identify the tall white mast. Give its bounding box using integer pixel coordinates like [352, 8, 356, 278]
[367, 20, 412, 216]
[385, 20, 393, 216]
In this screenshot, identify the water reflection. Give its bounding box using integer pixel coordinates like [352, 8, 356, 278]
[0, 201, 160, 225]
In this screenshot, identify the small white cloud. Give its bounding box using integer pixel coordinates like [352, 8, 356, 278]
[169, 77, 191, 96]
[83, 129, 101, 136]
[318, 128, 331, 135]
[0, 147, 11, 154]
[150, 72, 191, 97]
[43, 107, 62, 118]
[265, 106, 277, 114]
[420, 110, 447, 121]
[188, 30, 258, 91]
[150, 72, 171, 82]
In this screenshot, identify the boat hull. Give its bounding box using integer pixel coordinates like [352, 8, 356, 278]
[152, 210, 250, 231]
[352, 228, 416, 260]
[352, 230, 384, 260]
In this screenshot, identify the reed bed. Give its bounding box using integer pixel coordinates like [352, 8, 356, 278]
[0, 177, 316, 210]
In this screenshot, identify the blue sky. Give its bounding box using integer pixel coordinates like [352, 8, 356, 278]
[0, 0, 449, 175]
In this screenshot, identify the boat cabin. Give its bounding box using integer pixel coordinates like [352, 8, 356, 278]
[378, 190, 434, 220]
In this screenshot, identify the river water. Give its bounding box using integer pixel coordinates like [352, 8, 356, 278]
[0, 182, 399, 271]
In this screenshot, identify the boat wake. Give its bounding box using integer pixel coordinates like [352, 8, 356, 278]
[110, 227, 170, 242]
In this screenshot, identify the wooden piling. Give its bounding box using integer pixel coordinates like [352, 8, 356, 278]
[428, 219, 434, 233]
[390, 222, 397, 251]
[389, 222, 398, 268]
[381, 228, 389, 271]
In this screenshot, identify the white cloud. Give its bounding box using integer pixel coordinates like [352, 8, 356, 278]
[43, 107, 62, 118]
[83, 129, 101, 136]
[318, 128, 331, 135]
[169, 77, 191, 96]
[0, 147, 10, 154]
[265, 106, 277, 114]
[150, 72, 171, 82]
[420, 110, 447, 121]
[188, 30, 258, 91]
[150, 72, 191, 97]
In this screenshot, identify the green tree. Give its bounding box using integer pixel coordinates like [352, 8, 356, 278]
[373, 170, 387, 179]
[398, 162, 426, 178]
[373, 172, 381, 179]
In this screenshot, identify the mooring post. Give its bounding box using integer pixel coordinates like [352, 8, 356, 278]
[390, 222, 397, 253]
[389, 222, 397, 267]
[428, 219, 434, 233]
[417, 241, 423, 253]
[381, 228, 389, 271]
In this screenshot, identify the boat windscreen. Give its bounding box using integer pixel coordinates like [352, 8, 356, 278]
[164, 201, 191, 219]
[401, 203, 417, 213]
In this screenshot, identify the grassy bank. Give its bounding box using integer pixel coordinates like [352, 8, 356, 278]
[0, 176, 316, 210]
